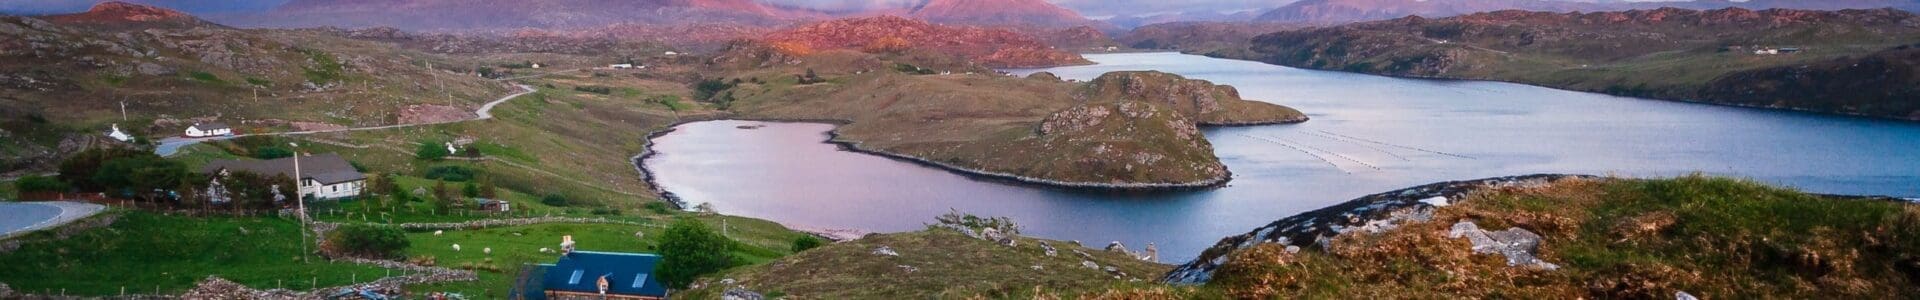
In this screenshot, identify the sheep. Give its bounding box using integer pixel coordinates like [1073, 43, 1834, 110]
[452, 244, 461, 251]
[434, 230, 444, 236]
[483, 247, 492, 255]
[539, 248, 553, 253]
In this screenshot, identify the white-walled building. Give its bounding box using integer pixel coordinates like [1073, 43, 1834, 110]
[201, 153, 367, 200]
[184, 122, 232, 137]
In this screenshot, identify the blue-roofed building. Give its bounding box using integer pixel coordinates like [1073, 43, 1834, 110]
[522, 250, 669, 300]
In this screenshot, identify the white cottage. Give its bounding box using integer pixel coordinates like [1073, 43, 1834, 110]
[201, 153, 367, 200]
[184, 122, 232, 137]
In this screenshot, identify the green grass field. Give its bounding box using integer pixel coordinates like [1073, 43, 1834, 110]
[0, 212, 394, 296]
[399, 216, 803, 298]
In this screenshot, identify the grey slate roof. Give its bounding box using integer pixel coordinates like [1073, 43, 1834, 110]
[200, 153, 366, 184]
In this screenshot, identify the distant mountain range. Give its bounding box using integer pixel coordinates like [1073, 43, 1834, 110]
[196, 0, 1101, 31]
[1257, 0, 1920, 24]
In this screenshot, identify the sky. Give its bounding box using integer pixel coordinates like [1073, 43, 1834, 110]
[0, 0, 1290, 17]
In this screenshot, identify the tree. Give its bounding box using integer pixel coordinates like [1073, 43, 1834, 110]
[462, 144, 483, 158]
[656, 218, 734, 289]
[478, 179, 498, 199]
[415, 142, 450, 161]
[540, 193, 570, 207]
[57, 147, 147, 190]
[326, 224, 410, 258]
[91, 155, 190, 201]
[15, 175, 69, 193]
[462, 182, 480, 198]
[791, 235, 824, 252]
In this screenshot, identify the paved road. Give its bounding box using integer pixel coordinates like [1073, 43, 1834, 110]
[0, 201, 106, 239]
[156, 84, 536, 156]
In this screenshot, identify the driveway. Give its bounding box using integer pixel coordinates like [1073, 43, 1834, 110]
[0, 201, 107, 239]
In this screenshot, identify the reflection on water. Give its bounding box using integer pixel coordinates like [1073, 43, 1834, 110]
[644, 53, 1920, 261]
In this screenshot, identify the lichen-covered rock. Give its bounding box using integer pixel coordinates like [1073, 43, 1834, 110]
[1165, 174, 1597, 284]
[1448, 221, 1559, 270]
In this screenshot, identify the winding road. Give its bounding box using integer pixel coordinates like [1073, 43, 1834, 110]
[156, 84, 536, 156]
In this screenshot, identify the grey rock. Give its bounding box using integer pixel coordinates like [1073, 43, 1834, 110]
[1449, 220, 1558, 270]
[722, 287, 764, 300]
[1039, 241, 1058, 257]
[136, 62, 174, 75]
[1675, 291, 1699, 300]
[896, 264, 918, 273]
[873, 246, 900, 257]
[1082, 261, 1099, 269]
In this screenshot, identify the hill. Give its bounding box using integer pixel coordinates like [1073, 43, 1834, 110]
[1220, 7, 1920, 120]
[1160, 175, 1920, 298]
[1255, 0, 1920, 24]
[680, 227, 1171, 298]
[761, 16, 1089, 68]
[0, 2, 511, 173]
[211, 0, 805, 30]
[908, 0, 1099, 28]
[1119, 21, 1304, 52]
[707, 46, 1304, 188]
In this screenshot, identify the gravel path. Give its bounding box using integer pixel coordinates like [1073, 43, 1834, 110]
[0, 201, 106, 239]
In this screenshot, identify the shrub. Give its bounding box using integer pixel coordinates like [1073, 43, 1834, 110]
[644, 201, 674, 215]
[791, 235, 824, 252]
[15, 175, 69, 193]
[462, 182, 480, 198]
[326, 224, 410, 258]
[692, 78, 736, 100]
[541, 193, 571, 207]
[422, 165, 476, 182]
[252, 146, 294, 159]
[656, 218, 733, 289]
[415, 141, 451, 161]
[573, 85, 613, 95]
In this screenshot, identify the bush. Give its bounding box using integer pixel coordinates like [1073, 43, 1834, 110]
[252, 146, 294, 159]
[791, 235, 824, 252]
[692, 78, 736, 100]
[15, 175, 69, 193]
[415, 142, 450, 161]
[656, 218, 733, 289]
[422, 165, 476, 182]
[326, 224, 410, 258]
[573, 85, 613, 95]
[644, 201, 674, 215]
[540, 193, 571, 207]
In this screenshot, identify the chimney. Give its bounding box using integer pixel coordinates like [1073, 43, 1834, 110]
[561, 235, 576, 255]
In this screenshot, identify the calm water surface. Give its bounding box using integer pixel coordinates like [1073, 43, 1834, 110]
[644, 53, 1920, 261]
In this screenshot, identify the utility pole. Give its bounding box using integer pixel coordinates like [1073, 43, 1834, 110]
[119, 99, 127, 121]
[291, 142, 308, 263]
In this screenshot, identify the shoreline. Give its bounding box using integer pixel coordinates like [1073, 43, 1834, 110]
[631, 116, 1315, 202]
[1193, 52, 1920, 123]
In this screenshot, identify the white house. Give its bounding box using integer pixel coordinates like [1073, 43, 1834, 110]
[105, 124, 132, 142]
[201, 153, 367, 200]
[184, 122, 232, 137]
[609, 64, 635, 69]
[663, 51, 679, 56]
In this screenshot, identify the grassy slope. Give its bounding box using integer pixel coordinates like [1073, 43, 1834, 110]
[0, 212, 393, 296]
[1197, 176, 1920, 298]
[680, 229, 1172, 299]
[399, 215, 806, 299]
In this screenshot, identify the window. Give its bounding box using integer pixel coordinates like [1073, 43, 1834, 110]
[568, 270, 584, 285]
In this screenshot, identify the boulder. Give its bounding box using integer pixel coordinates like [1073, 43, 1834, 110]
[722, 287, 764, 300]
[873, 246, 900, 257]
[1449, 220, 1558, 270]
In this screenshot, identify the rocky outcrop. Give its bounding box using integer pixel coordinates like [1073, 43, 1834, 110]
[760, 16, 1089, 68]
[1164, 174, 1597, 284]
[1078, 71, 1307, 125]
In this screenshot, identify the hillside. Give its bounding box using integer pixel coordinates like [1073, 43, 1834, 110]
[1255, 0, 1920, 24]
[908, 0, 1100, 28]
[1159, 175, 1920, 298]
[0, 2, 510, 173]
[1119, 21, 1303, 52]
[707, 47, 1305, 188]
[1698, 43, 1920, 119]
[761, 16, 1089, 68]
[680, 228, 1171, 298]
[211, 0, 806, 30]
[1220, 7, 1920, 120]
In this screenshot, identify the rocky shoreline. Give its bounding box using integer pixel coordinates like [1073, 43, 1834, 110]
[1162, 174, 1600, 284]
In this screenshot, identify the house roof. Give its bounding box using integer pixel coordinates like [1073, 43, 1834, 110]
[191, 122, 230, 130]
[200, 153, 366, 185]
[540, 251, 667, 297]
